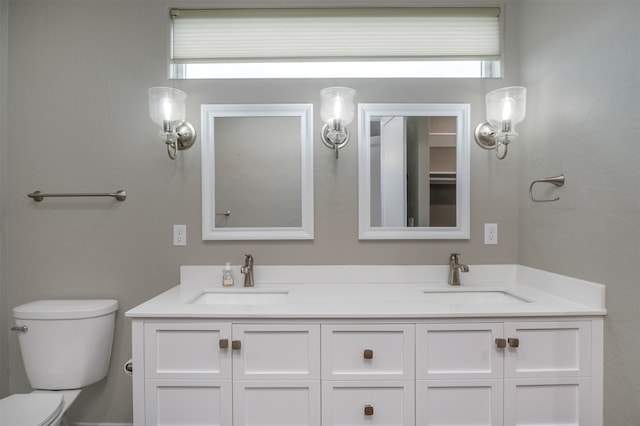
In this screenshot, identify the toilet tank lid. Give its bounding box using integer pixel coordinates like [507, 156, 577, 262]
[13, 299, 119, 320]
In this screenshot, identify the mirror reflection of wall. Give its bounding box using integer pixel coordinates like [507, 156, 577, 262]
[214, 116, 302, 228]
[369, 116, 457, 228]
[201, 103, 314, 241]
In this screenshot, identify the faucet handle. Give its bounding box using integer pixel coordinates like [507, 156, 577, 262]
[450, 253, 461, 262]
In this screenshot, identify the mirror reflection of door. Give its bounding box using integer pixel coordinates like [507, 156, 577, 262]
[370, 116, 456, 228]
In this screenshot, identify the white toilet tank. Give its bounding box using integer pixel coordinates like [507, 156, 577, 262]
[13, 299, 118, 390]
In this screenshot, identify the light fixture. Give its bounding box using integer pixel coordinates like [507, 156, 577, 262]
[474, 86, 527, 159]
[148, 86, 197, 160]
[320, 87, 356, 159]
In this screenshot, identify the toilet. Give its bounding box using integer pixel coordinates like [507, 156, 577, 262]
[0, 299, 118, 426]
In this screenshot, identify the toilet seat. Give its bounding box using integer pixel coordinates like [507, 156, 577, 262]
[0, 393, 64, 426]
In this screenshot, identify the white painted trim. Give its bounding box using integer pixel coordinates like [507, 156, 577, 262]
[71, 423, 133, 426]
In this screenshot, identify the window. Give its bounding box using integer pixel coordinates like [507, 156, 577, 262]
[170, 8, 502, 79]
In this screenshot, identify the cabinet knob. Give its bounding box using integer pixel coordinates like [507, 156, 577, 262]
[495, 338, 507, 348]
[508, 337, 520, 348]
[219, 338, 229, 349]
[232, 340, 242, 350]
[364, 404, 374, 416]
[363, 349, 374, 360]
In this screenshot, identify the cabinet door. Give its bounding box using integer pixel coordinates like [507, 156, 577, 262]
[144, 322, 232, 379]
[322, 324, 415, 380]
[504, 377, 591, 425]
[416, 379, 503, 426]
[232, 324, 320, 380]
[322, 381, 415, 426]
[144, 379, 232, 426]
[504, 321, 591, 378]
[416, 323, 503, 380]
[233, 381, 321, 426]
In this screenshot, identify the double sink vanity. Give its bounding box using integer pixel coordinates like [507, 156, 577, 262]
[127, 262, 605, 426]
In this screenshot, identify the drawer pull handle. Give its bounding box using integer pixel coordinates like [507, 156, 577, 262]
[363, 349, 374, 359]
[219, 339, 229, 349]
[508, 337, 520, 348]
[364, 404, 374, 416]
[495, 338, 506, 348]
[232, 340, 242, 350]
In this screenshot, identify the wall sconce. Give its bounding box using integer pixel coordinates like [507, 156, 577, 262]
[148, 86, 197, 160]
[474, 86, 527, 159]
[320, 87, 356, 159]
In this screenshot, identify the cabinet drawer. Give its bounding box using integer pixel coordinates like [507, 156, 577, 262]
[322, 381, 415, 425]
[144, 379, 232, 426]
[416, 323, 503, 379]
[504, 321, 591, 378]
[416, 379, 503, 426]
[232, 324, 320, 380]
[322, 324, 414, 380]
[144, 323, 232, 379]
[234, 381, 321, 426]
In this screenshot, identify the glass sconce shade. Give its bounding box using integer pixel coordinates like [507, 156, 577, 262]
[485, 86, 526, 136]
[148, 87, 187, 130]
[147, 86, 196, 160]
[320, 87, 356, 159]
[320, 87, 356, 126]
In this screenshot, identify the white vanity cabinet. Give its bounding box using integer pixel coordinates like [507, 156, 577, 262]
[138, 321, 320, 426]
[416, 320, 597, 426]
[132, 318, 602, 426]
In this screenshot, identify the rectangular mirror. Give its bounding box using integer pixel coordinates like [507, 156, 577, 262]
[201, 104, 314, 240]
[358, 103, 470, 239]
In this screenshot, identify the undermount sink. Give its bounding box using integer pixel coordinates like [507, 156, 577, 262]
[191, 289, 289, 305]
[422, 289, 531, 304]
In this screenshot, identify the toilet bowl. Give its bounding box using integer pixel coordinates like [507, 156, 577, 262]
[0, 393, 64, 426]
[0, 389, 82, 426]
[1, 299, 118, 425]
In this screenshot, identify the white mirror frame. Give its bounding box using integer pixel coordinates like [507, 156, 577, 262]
[201, 104, 314, 240]
[358, 103, 470, 240]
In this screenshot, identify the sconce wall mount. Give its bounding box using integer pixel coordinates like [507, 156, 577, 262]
[474, 86, 527, 160]
[320, 87, 356, 159]
[148, 86, 197, 160]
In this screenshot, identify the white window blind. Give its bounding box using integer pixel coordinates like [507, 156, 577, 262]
[170, 8, 501, 64]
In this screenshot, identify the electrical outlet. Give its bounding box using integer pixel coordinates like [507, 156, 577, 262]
[484, 223, 498, 245]
[173, 224, 186, 246]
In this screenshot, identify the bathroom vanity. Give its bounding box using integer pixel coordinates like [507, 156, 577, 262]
[126, 265, 605, 426]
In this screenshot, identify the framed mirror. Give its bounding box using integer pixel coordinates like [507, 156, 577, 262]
[358, 103, 470, 239]
[201, 104, 314, 240]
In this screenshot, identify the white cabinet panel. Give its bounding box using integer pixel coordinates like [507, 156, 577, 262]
[416, 379, 503, 426]
[322, 381, 415, 426]
[504, 377, 591, 426]
[233, 381, 321, 426]
[145, 379, 232, 426]
[232, 324, 320, 380]
[144, 322, 232, 379]
[416, 323, 503, 379]
[322, 324, 414, 380]
[504, 321, 591, 378]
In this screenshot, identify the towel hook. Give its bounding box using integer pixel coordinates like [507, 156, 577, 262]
[529, 174, 565, 202]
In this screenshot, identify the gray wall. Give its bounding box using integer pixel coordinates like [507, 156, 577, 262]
[0, 0, 8, 399]
[516, 1, 640, 424]
[2, 0, 638, 425]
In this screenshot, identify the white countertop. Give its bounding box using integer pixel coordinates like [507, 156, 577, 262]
[125, 265, 606, 319]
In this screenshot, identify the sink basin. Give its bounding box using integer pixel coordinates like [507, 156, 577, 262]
[422, 289, 530, 304]
[191, 289, 289, 305]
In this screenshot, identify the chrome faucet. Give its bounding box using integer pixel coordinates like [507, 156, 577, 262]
[448, 253, 469, 286]
[240, 254, 254, 287]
